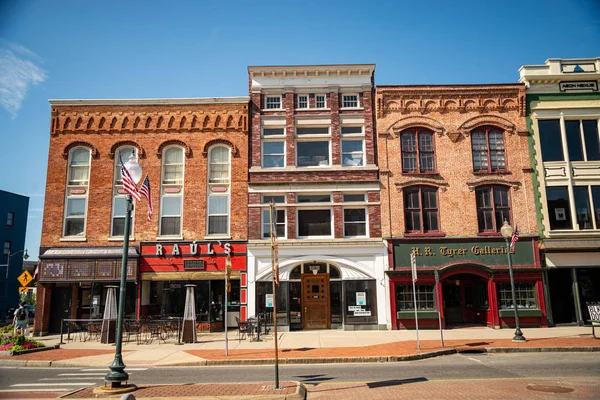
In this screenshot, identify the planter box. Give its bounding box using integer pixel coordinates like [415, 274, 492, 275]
[196, 321, 224, 333]
[10, 344, 59, 356]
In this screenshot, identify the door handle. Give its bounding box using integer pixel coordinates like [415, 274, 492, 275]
[304, 307, 307, 313]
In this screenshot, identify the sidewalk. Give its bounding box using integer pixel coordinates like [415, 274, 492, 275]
[0, 326, 597, 368]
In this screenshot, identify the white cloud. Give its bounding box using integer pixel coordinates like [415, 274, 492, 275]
[0, 41, 46, 118]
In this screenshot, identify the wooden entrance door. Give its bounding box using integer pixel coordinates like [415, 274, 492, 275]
[443, 283, 463, 325]
[302, 274, 330, 329]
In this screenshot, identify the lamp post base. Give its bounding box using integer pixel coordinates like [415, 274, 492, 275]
[512, 327, 526, 342]
[105, 355, 129, 385]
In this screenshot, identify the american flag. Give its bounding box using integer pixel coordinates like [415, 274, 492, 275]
[510, 224, 519, 250]
[33, 264, 39, 280]
[119, 156, 141, 201]
[139, 175, 153, 221]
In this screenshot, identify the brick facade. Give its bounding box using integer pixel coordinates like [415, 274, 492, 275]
[376, 84, 536, 238]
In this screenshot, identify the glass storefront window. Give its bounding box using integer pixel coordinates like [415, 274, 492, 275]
[497, 282, 537, 309]
[395, 284, 435, 311]
[344, 280, 377, 324]
[256, 281, 289, 326]
[330, 281, 342, 324]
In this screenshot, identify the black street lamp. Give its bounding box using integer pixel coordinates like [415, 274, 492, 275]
[1, 249, 29, 320]
[500, 220, 526, 342]
[104, 153, 142, 388]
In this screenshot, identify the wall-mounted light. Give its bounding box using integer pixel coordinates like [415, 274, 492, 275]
[309, 265, 319, 275]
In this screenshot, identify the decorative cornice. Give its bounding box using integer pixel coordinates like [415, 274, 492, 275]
[386, 116, 446, 137]
[109, 141, 146, 160]
[50, 109, 248, 136]
[465, 178, 522, 191]
[62, 141, 99, 160]
[156, 140, 192, 159]
[202, 139, 240, 158]
[394, 177, 450, 192]
[458, 115, 519, 135]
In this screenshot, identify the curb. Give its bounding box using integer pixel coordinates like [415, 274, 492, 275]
[1, 346, 599, 368]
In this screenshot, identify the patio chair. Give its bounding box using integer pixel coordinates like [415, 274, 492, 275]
[235, 316, 250, 342]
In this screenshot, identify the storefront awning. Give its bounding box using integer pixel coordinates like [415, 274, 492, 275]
[141, 271, 240, 281]
[542, 238, 600, 251]
[40, 247, 139, 259]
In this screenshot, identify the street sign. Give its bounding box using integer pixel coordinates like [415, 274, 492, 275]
[18, 287, 28, 293]
[410, 252, 417, 282]
[17, 270, 33, 287]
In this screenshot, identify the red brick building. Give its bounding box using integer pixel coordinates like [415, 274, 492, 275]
[246, 65, 389, 331]
[35, 98, 249, 335]
[376, 84, 546, 329]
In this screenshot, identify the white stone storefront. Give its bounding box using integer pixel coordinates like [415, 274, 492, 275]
[246, 241, 389, 331]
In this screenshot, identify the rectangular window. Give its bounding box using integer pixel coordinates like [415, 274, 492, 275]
[297, 194, 331, 203]
[344, 280, 377, 324]
[262, 141, 285, 168]
[396, 284, 435, 311]
[341, 139, 364, 166]
[342, 94, 359, 108]
[592, 186, 600, 228]
[265, 96, 281, 109]
[263, 128, 285, 136]
[341, 126, 363, 135]
[497, 282, 537, 309]
[64, 197, 86, 236]
[3, 241, 10, 256]
[404, 187, 439, 233]
[296, 127, 329, 135]
[262, 209, 286, 239]
[476, 186, 510, 233]
[582, 120, 600, 161]
[565, 120, 584, 161]
[298, 209, 331, 237]
[315, 95, 326, 108]
[296, 95, 308, 109]
[546, 186, 572, 230]
[343, 209, 366, 237]
[573, 186, 593, 229]
[160, 196, 182, 236]
[297, 141, 330, 167]
[538, 120, 564, 162]
[111, 197, 127, 237]
[207, 195, 229, 235]
[262, 195, 286, 204]
[343, 194, 365, 202]
[6, 212, 14, 227]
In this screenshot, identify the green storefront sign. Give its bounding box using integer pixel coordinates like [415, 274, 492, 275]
[393, 239, 534, 268]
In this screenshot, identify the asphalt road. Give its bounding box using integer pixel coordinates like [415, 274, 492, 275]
[0, 353, 598, 395]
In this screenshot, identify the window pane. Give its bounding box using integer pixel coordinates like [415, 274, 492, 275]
[582, 120, 600, 161]
[538, 120, 564, 161]
[296, 127, 329, 135]
[344, 221, 366, 237]
[422, 188, 437, 209]
[71, 148, 90, 165]
[262, 195, 285, 204]
[263, 142, 284, 167]
[208, 216, 228, 234]
[163, 165, 183, 184]
[592, 186, 600, 227]
[343, 194, 365, 202]
[65, 218, 85, 236]
[297, 195, 330, 203]
[546, 186, 572, 230]
[315, 95, 326, 108]
[342, 140, 364, 166]
[161, 196, 181, 216]
[489, 130, 505, 170]
[341, 140, 362, 153]
[471, 131, 488, 171]
[263, 128, 285, 136]
[263, 155, 284, 168]
[112, 217, 125, 237]
[573, 186, 593, 229]
[344, 209, 365, 222]
[341, 126, 362, 135]
[160, 217, 181, 236]
[565, 120, 584, 161]
[164, 147, 183, 164]
[209, 147, 229, 163]
[419, 152, 434, 172]
[69, 166, 89, 184]
[112, 197, 126, 218]
[67, 198, 86, 216]
[208, 195, 228, 214]
[263, 141, 284, 154]
[298, 210, 331, 236]
[297, 141, 329, 167]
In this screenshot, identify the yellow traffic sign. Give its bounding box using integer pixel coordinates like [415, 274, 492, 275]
[17, 270, 33, 287]
[18, 287, 28, 293]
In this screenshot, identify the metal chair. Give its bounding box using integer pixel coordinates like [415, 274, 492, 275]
[235, 316, 250, 342]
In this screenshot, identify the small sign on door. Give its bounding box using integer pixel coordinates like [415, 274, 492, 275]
[266, 294, 274, 308]
[356, 292, 366, 306]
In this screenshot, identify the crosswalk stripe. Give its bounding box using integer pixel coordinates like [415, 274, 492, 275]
[58, 373, 111, 376]
[40, 377, 104, 381]
[10, 383, 96, 387]
[80, 368, 147, 371]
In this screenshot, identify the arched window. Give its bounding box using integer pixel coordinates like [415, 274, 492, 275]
[159, 146, 184, 236]
[471, 127, 506, 172]
[401, 128, 435, 173]
[207, 146, 230, 235]
[63, 147, 91, 237]
[111, 146, 136, 237]
[404, 186, 439, 233]
[475, 185, 511, 232]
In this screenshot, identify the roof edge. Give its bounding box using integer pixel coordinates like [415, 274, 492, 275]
[49, 97, 250, 106]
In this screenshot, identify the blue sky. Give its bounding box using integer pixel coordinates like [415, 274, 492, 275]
[1, 0, 599, 259]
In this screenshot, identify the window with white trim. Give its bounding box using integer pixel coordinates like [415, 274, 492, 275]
[111, 146, 137, 237]
[262, 127, 285, 168]
[265, 95, 282, 109]
[296, 126, 330, 167]
[63, 147, 91, 237]
[7, 212, 14, 227]
[341, 94, 359, 108]
[261, 195, 286, 239]
[160, 146, 184, 236]
[341, 126, 364, 167]
[207, 146, 230, 235]
[296, 95, 308, 109]
[297, 194, 332, 238]
[315, 94, 326, 109]
[343, 208, 367, 237]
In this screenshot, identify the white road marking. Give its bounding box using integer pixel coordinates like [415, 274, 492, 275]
[58, 373, 110, 376]
[80, 367, 147, 371]
[10, 383, 96, 387]
[467, 357, 482, 363]
[40, 377, 103, 381]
